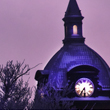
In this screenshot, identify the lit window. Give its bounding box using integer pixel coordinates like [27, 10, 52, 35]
[73, 25, 78, 35]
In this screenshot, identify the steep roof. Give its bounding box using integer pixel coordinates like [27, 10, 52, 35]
[65, 0, 82, 17]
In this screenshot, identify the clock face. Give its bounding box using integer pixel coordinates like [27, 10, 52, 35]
[75, 78, 94, 97]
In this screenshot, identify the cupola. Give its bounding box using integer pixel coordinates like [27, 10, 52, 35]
[63, 0, 85, 44]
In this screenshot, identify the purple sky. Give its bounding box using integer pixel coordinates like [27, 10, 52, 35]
[0, 0, 110, 87]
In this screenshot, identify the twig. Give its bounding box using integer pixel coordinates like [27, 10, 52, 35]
[90, 103, 96, 110]
[83, 102, 89, 110]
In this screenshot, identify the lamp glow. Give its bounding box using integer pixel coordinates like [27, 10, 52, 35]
[73, 25, 78, 35]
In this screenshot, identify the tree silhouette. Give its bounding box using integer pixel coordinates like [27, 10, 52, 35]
[32, 82, 75, 109]
[0, 60, 36, 109]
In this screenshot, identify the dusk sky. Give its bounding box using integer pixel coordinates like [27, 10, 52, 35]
[0, 0, 110, 87]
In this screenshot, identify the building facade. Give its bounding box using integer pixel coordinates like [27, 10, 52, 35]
[35, 0, 110, 108]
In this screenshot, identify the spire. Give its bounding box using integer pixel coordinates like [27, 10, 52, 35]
[65, 0, 82, 17]
[62, 0, 85, 44]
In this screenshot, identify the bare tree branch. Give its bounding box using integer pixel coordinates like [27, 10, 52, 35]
[90, 103, 96, 110]
[0, 60, 39, 109]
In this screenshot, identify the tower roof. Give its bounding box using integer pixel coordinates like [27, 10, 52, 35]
[65, 0, 82, 17]
[44, 43, 110, 89]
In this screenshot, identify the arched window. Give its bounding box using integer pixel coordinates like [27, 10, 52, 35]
[73, 25, 78, 35]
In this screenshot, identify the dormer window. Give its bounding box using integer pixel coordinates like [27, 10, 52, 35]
[73, 25, 78, 35]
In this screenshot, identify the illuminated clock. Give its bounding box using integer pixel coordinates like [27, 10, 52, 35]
[75, 78, 94, 97]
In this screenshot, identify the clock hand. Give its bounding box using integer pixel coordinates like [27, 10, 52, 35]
[80, 87, 85, 96]
[83, 87, 86, 97]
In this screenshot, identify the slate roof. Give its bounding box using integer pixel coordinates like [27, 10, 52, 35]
[44, 43, 110, 89]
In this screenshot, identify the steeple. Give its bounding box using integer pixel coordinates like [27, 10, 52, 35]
[63, 0, 85, 44]
[65, 0, 82, 16]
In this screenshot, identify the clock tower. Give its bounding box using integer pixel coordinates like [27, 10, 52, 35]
[35, 0, 110, 109]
